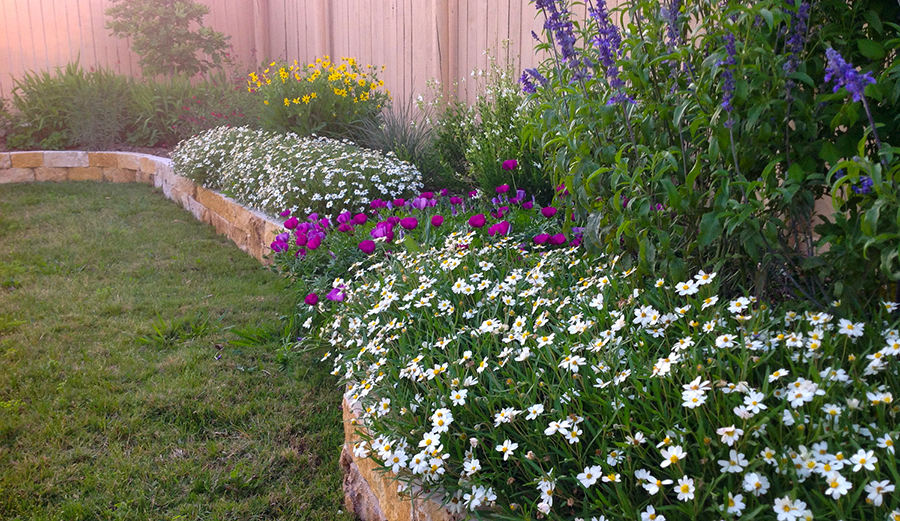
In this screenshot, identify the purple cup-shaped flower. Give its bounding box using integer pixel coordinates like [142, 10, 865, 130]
[276, 232, 290, 243]
[488, 220, 510, 237]
[431, 215, 444, 227]
[295, 233, 308, 247]
[307, 235, 322, 250]
[271, 240, 289, 253]
[337, 223, 354, 233]
[496, 184, 510, 194]
[501, 159, 518, 170]
[468, 191, 478, 199]
[411, 197, 428, 210]
[533, 234, 549, 244]
[523, 201, 534, 210]
[279, 209, 291, 217]
[549, 233, 567, 246]
[305, 293, 319, 305]
[421, 192, 434, 199]
[337, 212, 352, 224]
[393, 198, 405, 207]
[450, 196, 463, 205]
[353, 213, 368, 225]
[319, 217, 330, 228]
[400, 217, 419, 230]
[468, 214, 487, 228]
[541, 206, 558, 218]
[284, 216, 299, 230]
[308, 213, 319, 221]
[326, 287, 345, 302]
[440, 189, 449, 196]
[358, 240, 376, 254]
[516, 189, 526, 200]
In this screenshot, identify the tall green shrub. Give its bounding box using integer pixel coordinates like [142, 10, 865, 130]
[525, 0, 900, 309]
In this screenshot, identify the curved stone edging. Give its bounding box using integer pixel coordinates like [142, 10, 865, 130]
[0, 150, 281, 265]
[1, 149, 455, 521]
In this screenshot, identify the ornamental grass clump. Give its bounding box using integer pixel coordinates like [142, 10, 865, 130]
[171, 126, 423, 220]
[302, 224, 899, 519]
[248, 56, 389, 140]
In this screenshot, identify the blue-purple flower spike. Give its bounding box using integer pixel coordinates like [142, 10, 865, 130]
[719, 32, 737, 127]
[824, 48, 876, 103]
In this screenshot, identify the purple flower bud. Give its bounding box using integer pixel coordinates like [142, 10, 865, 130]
[541, 206, 558, 218]
[400, 217, 419, 230]
[468, 214, 487, 228]
[516, 189, 526, 200]
[431, 215, 444, 227]
[305, 293, 319, 305]
[358, 240, 376, 254]
[501, 160, 518, 170]
[284, 217, 299, 230]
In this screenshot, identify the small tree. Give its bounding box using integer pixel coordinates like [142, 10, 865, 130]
[105, 0, 230, 77]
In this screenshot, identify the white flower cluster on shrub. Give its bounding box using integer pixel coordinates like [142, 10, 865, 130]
[312, 227, 899, 521]
[171, 126, 423, 219]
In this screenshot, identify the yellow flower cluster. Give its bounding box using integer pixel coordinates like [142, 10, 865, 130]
[247, 56, 385, 106]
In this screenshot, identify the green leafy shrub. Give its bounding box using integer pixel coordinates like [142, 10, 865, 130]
[105, 0, 231, 77]
[312, 224, 900, 520]
[247, 57, 389, 140]
[525, 0, 899, 309]
[466, 59, 552, 204]
[171, 126, 424, 219]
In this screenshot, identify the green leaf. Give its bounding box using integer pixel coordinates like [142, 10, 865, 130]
[861, 201, 882, 237]
[757, 8, 774, 30]
[818, 141, 840, 166]
[698, 212, 723, 248]
[858, 40, 885, 61]
[863, 10, 884, 35]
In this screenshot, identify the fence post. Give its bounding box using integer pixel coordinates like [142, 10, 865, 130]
[435, 0, 451, 100]
[253, 0, 270, 64]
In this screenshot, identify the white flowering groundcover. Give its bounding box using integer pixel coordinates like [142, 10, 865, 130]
[172, 126, 423, 219]
[310, 226, 899, 521]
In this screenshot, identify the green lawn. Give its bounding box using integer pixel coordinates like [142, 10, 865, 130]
[0, 182, 351, 521]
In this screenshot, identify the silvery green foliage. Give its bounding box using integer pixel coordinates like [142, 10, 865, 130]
[172, 126, 424, 219]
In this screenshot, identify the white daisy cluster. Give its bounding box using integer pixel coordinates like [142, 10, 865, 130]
[312, 229, 899, 520]
[172, 126, 423, 219]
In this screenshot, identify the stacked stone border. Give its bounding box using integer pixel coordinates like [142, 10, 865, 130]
[0, 150, 454, 521]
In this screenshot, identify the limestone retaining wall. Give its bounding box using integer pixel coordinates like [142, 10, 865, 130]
[0, 149, 456, 521]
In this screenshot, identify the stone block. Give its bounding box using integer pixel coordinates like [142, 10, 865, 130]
[88, 152, 119, 167]
[0, 153, 10, 169]
[69, 167, 103, 181]
[208, 211, 233, 237]
[140, 157, 158, 173]
[0, 168, 35, 183]
[10, 152, 43, 168]
[44, 151, 88, 168]
[173, 176, 197, 199]
[117, 154, 141, 171]
[156, 163, 176, 186]
[103, 168, 136, 183]
[134, 170, 154, 184]
[183, 196, 209, 223]
[35, 167, 69, 182]
[196, 187, 236, 222]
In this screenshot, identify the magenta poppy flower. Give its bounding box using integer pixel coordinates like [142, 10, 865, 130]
[501, 159, 518, 170]
[450, 196, 463, 205]
[468, 191, 478, 199]
[400, 217, 418, 230]
[393, 198, 405, 207]
[358, 240, 376, 254]
[523, 201, 534, 210]
[284, 216, 299, 230]
[549, 233, 567, 245]
[468, 214, 487, 228]
[353, 213, 367, 225]
[271, 240, 289, 252]
[431, 215, 444, 227]
[421, 192, 434, 199]
[326, 287, 345, 302]
[488, 220, 510, 236]
[533, 234, 549, 244]
[541, 206, 558, 218]
[307, 235, 322, 250]
[337, 212, 353, 224]
[304, 293, 319, 306]
[295, 233, 308, 247]
[496, 184, 510, 194]
[337, 223, 354, 233]
[279, 209, 291, 217]
[440, 189, 449, 196]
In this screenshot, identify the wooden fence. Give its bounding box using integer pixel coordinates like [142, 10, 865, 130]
[0, 0, 599, 104]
